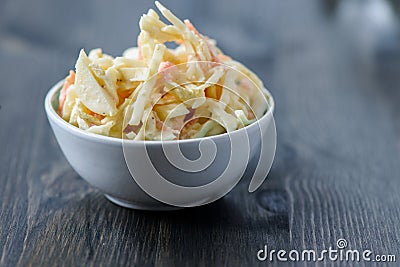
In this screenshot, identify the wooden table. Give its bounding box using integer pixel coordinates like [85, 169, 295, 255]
[1, 0, 399, 266]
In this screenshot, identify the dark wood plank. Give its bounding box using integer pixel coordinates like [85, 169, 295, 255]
[1, 0, 400, 266]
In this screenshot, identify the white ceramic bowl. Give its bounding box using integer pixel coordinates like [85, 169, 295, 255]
[45, 80, 275, 210]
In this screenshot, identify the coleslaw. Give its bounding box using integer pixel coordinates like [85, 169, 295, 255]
[58, 1, 269, 140]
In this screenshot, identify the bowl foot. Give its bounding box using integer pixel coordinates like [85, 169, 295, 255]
[104, 194, 183, 211]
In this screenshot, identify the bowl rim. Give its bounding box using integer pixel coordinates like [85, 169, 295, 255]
[45, 79, 275, 145]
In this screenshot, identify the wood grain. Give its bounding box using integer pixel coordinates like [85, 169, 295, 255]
[1, 0, 400, 266]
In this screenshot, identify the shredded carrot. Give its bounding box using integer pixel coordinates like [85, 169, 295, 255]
[137, 36, 143, 60]
[240, 78, 252, 92]
[158, 61, 175, 72]
[84, 107, 105, 121]
[248, 111, 255, 120]
[218, 54, 232, 62]
[178, 118, 199, 139]
[58, 70, 75, 114]
[205, 85, 222, 100]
